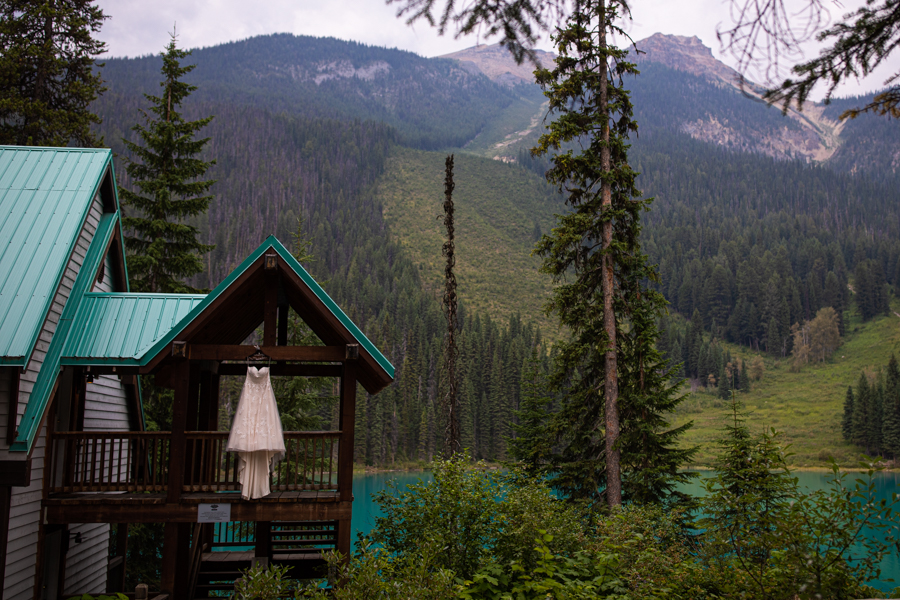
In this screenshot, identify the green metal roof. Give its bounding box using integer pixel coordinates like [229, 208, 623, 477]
[62, 293, 205, 364]
[12, 211, 119, 452]
[0, 146, 113, 365]
[137, 236, 396, 379]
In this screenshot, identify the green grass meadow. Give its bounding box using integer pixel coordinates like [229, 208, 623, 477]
[673, 307, 900, 468]
[377, 146, 564, 336]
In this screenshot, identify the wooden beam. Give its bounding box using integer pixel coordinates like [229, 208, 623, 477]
[179, 345, 352, 362]
[338, 363, 356, 503]
[0, 459, 31, 487]
[217, 363, 342, 378]
[44, 500, 353, 524]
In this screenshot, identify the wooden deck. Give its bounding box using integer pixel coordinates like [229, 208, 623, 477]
[42, 490, 350, 523]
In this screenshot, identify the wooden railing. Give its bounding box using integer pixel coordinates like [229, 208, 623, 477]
[183, 431, 339, 492]
[48, 431, 340, 494]
[49, 431, 170, 493]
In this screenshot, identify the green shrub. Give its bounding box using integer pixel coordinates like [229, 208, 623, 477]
[369, 452, 582, 580]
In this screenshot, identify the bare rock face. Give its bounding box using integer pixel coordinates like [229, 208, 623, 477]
[438, 43, 556, 86]
[633, 33, 843, 163]
[634, 33, 744, 88]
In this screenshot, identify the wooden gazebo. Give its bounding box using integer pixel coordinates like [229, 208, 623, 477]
[39, 236, 394, 598]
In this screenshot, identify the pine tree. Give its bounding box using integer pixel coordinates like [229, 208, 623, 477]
[852, 373, 871, 453]
[842, 386, 855, 443]
[507, 351, 553, 473]
[120, 32, 215, 293]
[0, 0, 107, 146]
[870, 373, 885, 455]
[883, 355, 900, 459]
[532, 0, 694, 506]
[740, 360, 751, 393]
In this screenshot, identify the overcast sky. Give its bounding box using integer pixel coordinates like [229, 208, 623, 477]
[95, 0, 899, 100]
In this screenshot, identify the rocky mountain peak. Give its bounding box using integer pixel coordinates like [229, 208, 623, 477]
[438, 43, 555, 86]
[633, 33, 742, 87]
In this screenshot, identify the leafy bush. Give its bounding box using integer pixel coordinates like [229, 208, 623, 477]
[368, 452, 583, 580]
[697, 399, 899, 599]
[304, 538, 457, 600]
[231, 563, 297, 600]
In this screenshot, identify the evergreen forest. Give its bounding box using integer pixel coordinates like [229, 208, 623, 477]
[94, 33, 900, 466]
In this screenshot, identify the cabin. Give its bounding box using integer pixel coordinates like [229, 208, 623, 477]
[0, 146, 394, 599]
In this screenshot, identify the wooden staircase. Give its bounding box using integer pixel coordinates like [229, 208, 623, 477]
[188, 521, 337, 598]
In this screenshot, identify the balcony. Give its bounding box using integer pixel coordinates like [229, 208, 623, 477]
[43, 430, 351, 524]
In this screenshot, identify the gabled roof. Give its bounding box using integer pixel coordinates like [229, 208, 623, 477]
[139, 236, 395, 392]
[12, 211, 123, 452]
[0, 146, 116, 365]
[62, 293, 205, 364]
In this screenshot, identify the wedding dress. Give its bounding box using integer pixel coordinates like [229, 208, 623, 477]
[226, 366, 286, 500]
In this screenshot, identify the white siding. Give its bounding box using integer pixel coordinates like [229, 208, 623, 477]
[90, 252, 114, 294]
[62, 523, 110, 595]
[3, 193, 107, 600]
[61, 372, 131, 595]
[83, 375, 130, 432]
[4, 424, 45, 599]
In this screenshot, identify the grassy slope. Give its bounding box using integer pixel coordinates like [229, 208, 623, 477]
[673, 306, 900, 468]
[376, 146, 563, 335]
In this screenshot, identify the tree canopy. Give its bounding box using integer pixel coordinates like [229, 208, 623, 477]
[0, 0, 107, 146]
[120, 32, 215, 294]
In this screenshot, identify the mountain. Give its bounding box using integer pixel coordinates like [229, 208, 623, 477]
[445, 34, 899, 174]
[100, 33, 543, 150]
[438, 43, 556, 86]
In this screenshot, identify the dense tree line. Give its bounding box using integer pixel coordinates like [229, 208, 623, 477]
[98, 95, 547, 465]
[842, 354, 900, 459]
[520, 125, 898, 360]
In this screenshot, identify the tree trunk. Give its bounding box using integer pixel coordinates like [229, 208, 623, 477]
[598, 0, 621, 507]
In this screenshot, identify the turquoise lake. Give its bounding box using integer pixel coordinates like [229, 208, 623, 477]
[350, 470, 900, 593]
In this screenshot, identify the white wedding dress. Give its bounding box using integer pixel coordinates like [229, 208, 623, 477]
[226, 367, 286, 500]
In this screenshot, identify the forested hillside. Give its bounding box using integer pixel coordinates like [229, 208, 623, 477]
[96, 91, 548, 464]
[96, 33, 900, 465]
[100, 34, 543, 150]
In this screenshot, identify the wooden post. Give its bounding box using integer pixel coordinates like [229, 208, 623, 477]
[0, 487, 10, 600]
[264, 257, 278, 347]
[276, 272, 288, 348]
[107, 523, 128, 593]
[161, 522, 191, 597]
[338, 362, 356, 502]
[167, 361, 189, 504]
[5, 367, 19, 445]
[337, 363, 356, 561]
[254, 521, 271, 561]
[162, 361, 190, 596]
[185, 366, 200, 484]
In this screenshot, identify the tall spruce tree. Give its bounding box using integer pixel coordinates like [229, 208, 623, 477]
[0, 0, 106, 146]
[120, 32, 214, 293]
[842, 386, 855, 443]
[883, 355, 900, 459]
[532, 0, 694, 507]
[507, 350, 553, 473]
[852, 373, 871, 454]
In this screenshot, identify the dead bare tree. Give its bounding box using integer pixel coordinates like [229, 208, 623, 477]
[441, 154, 461, 456]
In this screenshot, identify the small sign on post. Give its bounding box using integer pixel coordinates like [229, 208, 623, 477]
[198, 503, 231, 523]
